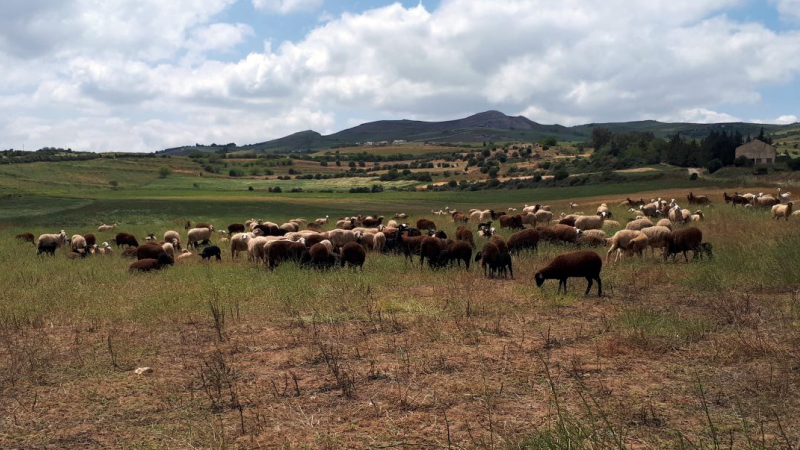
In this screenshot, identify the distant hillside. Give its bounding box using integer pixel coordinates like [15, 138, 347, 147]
[158, 111, 800, 155]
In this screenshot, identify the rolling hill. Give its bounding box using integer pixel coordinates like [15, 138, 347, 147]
[158, 111, 800, 155]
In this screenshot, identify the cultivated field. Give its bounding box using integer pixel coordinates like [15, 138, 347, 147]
[1, 160, 799, 450]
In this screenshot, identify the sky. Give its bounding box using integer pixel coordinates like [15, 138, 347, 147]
[1, 0, 799, 152]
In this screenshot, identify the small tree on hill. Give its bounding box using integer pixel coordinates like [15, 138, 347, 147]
[158, 167, 172, 178]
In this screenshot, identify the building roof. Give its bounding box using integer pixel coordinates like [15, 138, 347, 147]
[735, 139, 776, 158]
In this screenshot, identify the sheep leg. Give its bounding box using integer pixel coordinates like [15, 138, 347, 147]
[595, 277, 602, 297]
[585, 277, 592, 295]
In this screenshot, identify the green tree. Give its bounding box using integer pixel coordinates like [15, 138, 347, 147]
[553, 169, 569, 181]
[706, 159, 723, 174]
[108, 180, 119, 188]
[158, 167, 172, 178]
[540, 136, 558, 147]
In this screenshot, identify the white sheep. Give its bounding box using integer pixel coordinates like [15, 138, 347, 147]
[230, 232, 255, 259]
[177, 249, 193, 261]
[188, 228, 213, 248]
[772, 202, 794, 221]
[162, 242, 175, 259]
[70, 234, 87, 252]
[626, 218, 654, 231]
[575, 212, 607, 231]
[360, 232, 386, 252]
[534, 210, 553, 225]
[314, 215, 330, 227]
[97, 223, 117, 232]
[606, 230, 647, 263]
[328, 229, 363, 248]
[521, 212, 537, 227]
[570, 202, 579, 209]
[691, 210, 705, 222]
[164, 231, 181, 249]
[640, 226, 674, 257]
[668, 205, 683, 223]
[581, 229, 607, 240]
[655, 219, 672, 229]
[387, 219, 399, 228]
[247, 236, 269, 262]
[96, 242, 113, 256]
[38, 231, 68, 249]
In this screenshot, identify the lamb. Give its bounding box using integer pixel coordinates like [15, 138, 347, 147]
[37, 231, 68, 252]
[606, 230, 646, 263]
[97, 223, 117, 232]
[792, 210, 800, 217]
[129, 252, 174, 272]
[640, 226, 673, 257]
[176, 249, 193, 261]
[596, 203, 610, 216]
[66, 250, 88, 260]
[439, 241, 472, 269]
[455, 226, 475, 247]
[499, 214, 524, 230]
[534, 250, 602, 296]
[723, 192, 748, 207]
[314, 215, 330, 228]
[691, 210, 705, 222]
[37, 242, 59, 256]
[575, 212, 607, 231]
[96, 242, 114, 256]
[416, 219, 437, 230]
[200, 246, 222, 261]
[474, 242, 513, 278]
[113, 232, 139, 249]
[16, 232, 35, 243]
[577, 234, 606, 246]
[665, 227, 705, 262]
[187, 227, 214, 249]
[340, 242, 366, 270]
[626, 218, 654, 231]
[506, 229, 539, 253]
[771, 202, 793, 221]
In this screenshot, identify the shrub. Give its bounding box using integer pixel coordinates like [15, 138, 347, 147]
[706, 159, 723, 174]
[228, 169, 244, 177]
[248, 186, 254, 191]
[690, 173, 699, 180]
[787, 157, 800, 171]
[734, 155, 754, 168]
[553, 169, 569, 181]
[158, 167, 172, 178]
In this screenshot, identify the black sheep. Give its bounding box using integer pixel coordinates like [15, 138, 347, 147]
[340, 242, 366, 270]
[137, 243, 165, 260]
[416, 219, 437, 231]
[200, 246, 222, 261]
[83, 233, 97, 248]
[37, 242, 58, 256]
[474, 242, 513, 278]
[499, 214, 524, 230]
[419, 236, 447, 269]
[534, 250, 602, 296]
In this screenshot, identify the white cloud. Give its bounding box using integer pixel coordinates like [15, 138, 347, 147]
[253, 0, 324, 14]
[774, 114, 799, 124]
[1, 0, 800, 152]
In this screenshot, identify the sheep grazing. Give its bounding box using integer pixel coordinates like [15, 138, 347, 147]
[754, 195, 779, 208]
[477, 222, 495, 238]
[626, 218, 654, 231]
[113, 232, 139, 249]
[534, 209, 554, 225]
[420, 236, 447, 268]
[603, 220, 621, 229]
[606, 230, 647, 263]
[640, 226, 674, 257]
[778, 188, 792, 204]
[187, 227, 213, 249]
[314, 215, 330, 228]
[537, 224, 582, 244]
[771, 202, 793, 221]
[723, 192, 749, 207]
[97, 223, 117, 232]
[452, 212, 469, 224]
[655, 219, 672, 229]
[80, 233, 96, 248]
[687, 192, 710, 205]
[439, 241, 472, 269]
[196, 222, 214, 231]
[691, 210, 705, 222]
[359, 232, 386, 252]
[416, 218, 437, 230]
[558, 214, 578, 227]
[37, 242, 59, 256]
[490, 235, 509, 254]
[16, 232, 35, 243]
[121, 247, 138, 259]
[137, 243, 166, 260]
[665, 227, 705, 262]
[535, 251, 603, 296]
[394, 213, 408, 219]
[200, 246, 222, 261]
[328, 229, 363, 249]
[474, 242, 513, 279]
[163, 231, 181, 250]
[228, 223, 246, 234]
[129, 252, 174, 273]
[575, 212, 607, 231]
[303, 243, 337, 270]
[455, 226, 475, 247]
[362, 216, 384, 227]
[499, 214, 524, 230]
[668, 205, 684, 223]
[70, 234, 87, 253]
[507, 229, 540, 253]
[340, 242, 367, 270]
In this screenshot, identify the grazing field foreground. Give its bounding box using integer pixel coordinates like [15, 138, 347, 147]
[1, 186, 800, 450]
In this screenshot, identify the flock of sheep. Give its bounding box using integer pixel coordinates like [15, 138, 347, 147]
[14, 189, 794, 297]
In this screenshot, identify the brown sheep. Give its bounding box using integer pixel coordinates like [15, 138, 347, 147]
[687, 192, 710, 205]
[452, 212, 469, 224]
[196, 222, 214, 230]
[455, 226, 475, 248]
[114, 232, 139, 249]
[440, 241, 472, 269]
[16, 232, 35, 243]
[416, 219, 437, 230]
[535, 251, 602, 296]
[137, 243, 167, 260]
[499, 214, 524, 230]
[490, 235, 509, 254]
[305, 233, 329, 248]
[129, 252, 174, 272]
[362, 216, 384, 227]
[83, 233, 97, 248]
[537, 225, 581, 244]
[340, 242, 366, 270]
[305, 243, 337, 269]
[665, 227, 705, 262]
[474, 242, 513, 278]
[228, 223, 246, 234]
[121, 247, 138, 258]
[507, 229, 540, 253]
[420, 236, 447, 269]
[266, 240, 306, 269]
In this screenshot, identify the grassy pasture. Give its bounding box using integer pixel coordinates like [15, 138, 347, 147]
[1, 161, 800, 449]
